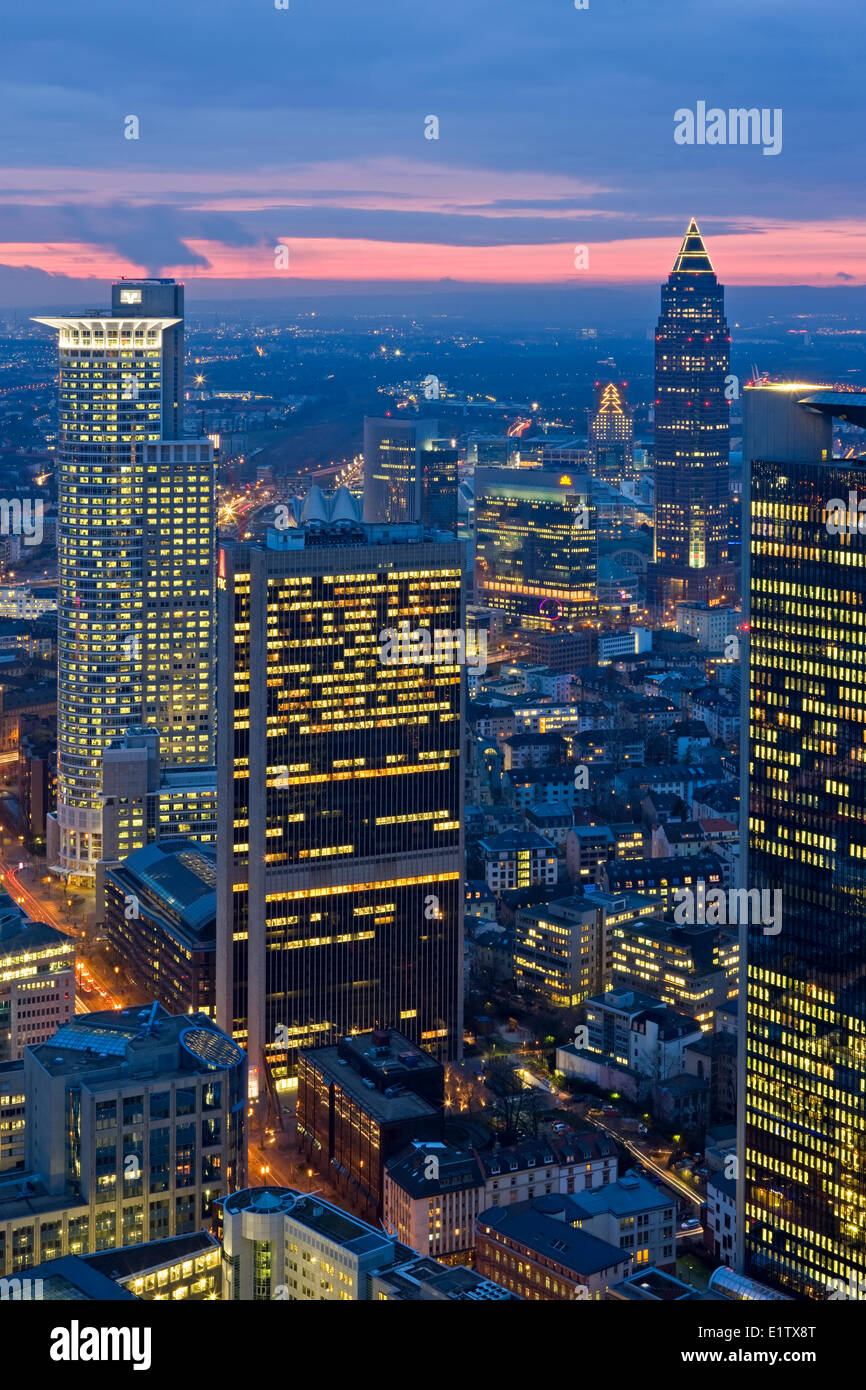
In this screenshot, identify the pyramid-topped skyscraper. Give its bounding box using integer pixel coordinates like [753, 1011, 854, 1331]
[670, 217, 717, 275]
[647, 219, 734, 615]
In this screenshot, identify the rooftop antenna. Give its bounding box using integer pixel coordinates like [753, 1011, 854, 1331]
[140, 1001, 159, 1037]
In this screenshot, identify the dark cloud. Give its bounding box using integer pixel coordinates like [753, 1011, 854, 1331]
[0, 0, 864, 290]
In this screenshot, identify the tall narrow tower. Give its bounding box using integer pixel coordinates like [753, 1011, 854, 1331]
[648, 220, 733, 617]
[34, 280, 215, 885]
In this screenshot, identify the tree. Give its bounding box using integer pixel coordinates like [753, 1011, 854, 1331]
[486, 1059, 532, 1144]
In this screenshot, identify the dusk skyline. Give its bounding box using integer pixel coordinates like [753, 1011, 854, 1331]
[2, 0, 865, 1339]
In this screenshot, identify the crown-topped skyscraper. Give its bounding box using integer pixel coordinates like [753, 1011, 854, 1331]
[647, 219, 734, 617]
[34, 281, 215, 884]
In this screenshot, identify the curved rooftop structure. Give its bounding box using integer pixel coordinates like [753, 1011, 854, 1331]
[300, 484, 328, 524]
[708, 1266, 793, 1302]
[279, 486, 363, 529]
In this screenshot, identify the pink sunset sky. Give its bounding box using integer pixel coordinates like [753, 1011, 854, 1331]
[0, 159, 862, 290]
[4, 0, 866, 302]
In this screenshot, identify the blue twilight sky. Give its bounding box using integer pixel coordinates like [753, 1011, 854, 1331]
[0, 0, 863, 301]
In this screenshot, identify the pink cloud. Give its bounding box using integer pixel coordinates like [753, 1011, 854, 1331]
[4, 221, 866, 286]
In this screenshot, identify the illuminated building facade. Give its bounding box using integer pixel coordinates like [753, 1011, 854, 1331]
[647, 220, 734, 616]
[588, 382, 635, 485]
[34, 281, 215, 884]
[514, 891, 659, 1008]
[81, 1230, 221, 1300]
[297, 1028, 444, 1217]
[96, 728, 216, 915]
[218, 1186, 404, 1301]
[476, 1197, 628, 1300]
[362, 414, 458, 532]
[610, 918, 738, 1032]
[474, 467, 597, 630]
[215, 521, 465, 1089]
[0, 905, 74, 1062]
[741, 383, 866, 1297]
[0, 1004, 246, 1276]
[383, 1142, 484, 1264]
[103, 840, 216, 1018]
[0, 1063, 25, 1172]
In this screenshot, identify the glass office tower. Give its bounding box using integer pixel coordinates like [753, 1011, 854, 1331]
[419, 437, 459, 532]
[362, 416, 439, 525]
[474, 467, 597, 630]
[34, 282, 215, 884]
[741, 382, 866, 1297]
[648, 219, 734, 617]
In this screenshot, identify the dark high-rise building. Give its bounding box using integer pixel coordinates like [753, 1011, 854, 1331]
[648, 220, 733, 617]
[216, 515, 465, 1093]
[474, 467, 597, 630]
[740, 382, 866, 1298]
[362, 416, 438, 525]
[588, 382, 634, 485]
[419, 436, 459, 532]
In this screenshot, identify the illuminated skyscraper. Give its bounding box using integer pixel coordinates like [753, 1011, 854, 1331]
[215, 509, 464, 1090]
[34, 280, 215, 884]
[474, 467, 597, 630]
[588, 382, 634, 485]
[740, 382, 866, 1297]
[648, 220, 733, 616]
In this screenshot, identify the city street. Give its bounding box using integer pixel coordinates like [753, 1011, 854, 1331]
[0, 827, 123, 1012]
[582, 1110, 704, 1214]
[246, 1104, 354, 1212]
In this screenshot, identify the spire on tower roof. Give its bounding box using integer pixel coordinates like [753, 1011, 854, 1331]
[671, 218, 716, 275]
[597, 382, 625, 416]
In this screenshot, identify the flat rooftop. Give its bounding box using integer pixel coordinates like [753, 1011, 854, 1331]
[0, 1171, 88, 1223]
[377, 1256, 518, 1301]
[610, 1266, 715, 1301]
[308, 1051, 438, 1124]
[221, 1188, 394, 1258]
[107, 841, 216, 933]
[302, 1030, 441, 1123]
[574, 1171, 674, 1218]
[338, 1029, 441, 1077]
[30, 1005, 243, 1084]
[0, 914, 72, 956]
